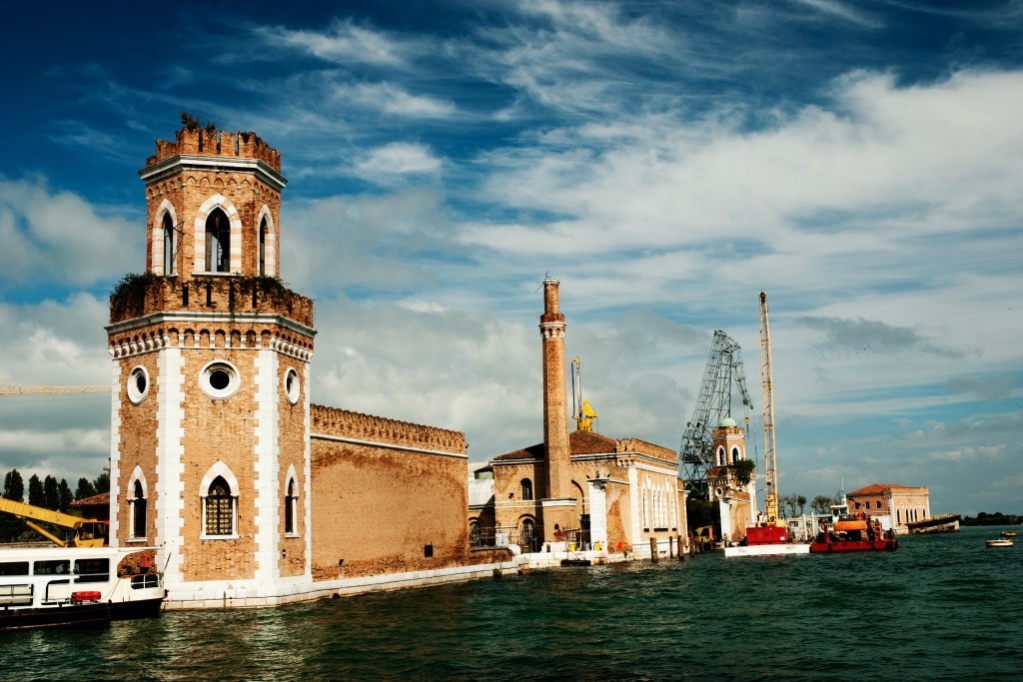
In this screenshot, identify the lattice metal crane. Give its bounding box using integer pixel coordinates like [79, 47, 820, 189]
[678, 330, 753, 496]
[758, 291, 781, 526]
[0, 382, 110, 397]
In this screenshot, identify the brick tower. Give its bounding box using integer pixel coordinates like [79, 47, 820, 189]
[107, 127, 315, 604]
[539, 277, 576, 543]
[708, 418, 757, 542]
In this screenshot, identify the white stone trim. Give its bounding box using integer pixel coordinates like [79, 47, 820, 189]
[193, 194, 243, 275]
[151, 199, 179, 275]
[310, 433, 468, 459]
[253, 346, 279, 586]
[255, 204, 277, 278]
[199, 461, 241, 540]
[108, 362, 122, 545]
[156, 345, 186, 587]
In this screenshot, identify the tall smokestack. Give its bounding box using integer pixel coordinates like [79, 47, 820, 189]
[540, 277, 570, 501]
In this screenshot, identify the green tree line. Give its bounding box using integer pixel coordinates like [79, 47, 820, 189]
[1, 468, 110, 543]
[961, 512, 1022, 526]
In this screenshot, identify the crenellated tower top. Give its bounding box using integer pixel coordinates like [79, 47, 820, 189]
[145, 128, 282, 173]
[138, 127, 287, 282]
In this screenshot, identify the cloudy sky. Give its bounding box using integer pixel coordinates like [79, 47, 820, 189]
[1, 1, 1020, 515]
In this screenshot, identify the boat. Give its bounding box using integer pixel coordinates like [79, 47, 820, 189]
[0, 545, 165, 631]
[986, 538, 1013, 548]
[809, 498, 897, 554]
[906, 513, 961, 535]
[1000, 531, 1017, 538]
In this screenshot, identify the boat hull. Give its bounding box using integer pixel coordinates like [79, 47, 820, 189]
[810, 538, 898, 553]
[0, 601, 111, 631]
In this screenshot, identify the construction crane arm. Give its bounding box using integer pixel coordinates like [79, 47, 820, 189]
[0, 498, 108, 547]
[0, 382, 110, 396]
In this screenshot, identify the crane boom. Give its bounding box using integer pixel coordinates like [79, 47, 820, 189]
[759, 292, 780, 526]
[679, 330, 753, 494]
[0, 498, 108, 547]
[0, 382, 110, 396]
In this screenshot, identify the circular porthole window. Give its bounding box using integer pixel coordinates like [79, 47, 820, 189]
[284, 368, 300, 405]
[200, 361, 240, 399]
[127, 366, 149, 405]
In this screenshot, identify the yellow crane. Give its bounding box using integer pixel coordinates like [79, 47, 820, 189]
[758, 291, 782, 527]
[0, 382, 110, 397]
[0, 498, 108, 547]
[571, 358, 599, 432]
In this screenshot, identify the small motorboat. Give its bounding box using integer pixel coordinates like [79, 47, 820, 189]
[986, 538, 1014, 548]
[1000, 531, 1017, 538]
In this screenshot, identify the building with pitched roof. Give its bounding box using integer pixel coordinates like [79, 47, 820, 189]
[471, 279, 687, 558]
[846, 483, 930, 535]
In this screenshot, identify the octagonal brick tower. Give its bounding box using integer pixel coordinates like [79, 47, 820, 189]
[106, 127, 315, 605]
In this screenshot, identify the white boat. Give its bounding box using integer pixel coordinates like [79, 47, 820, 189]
[0, 545, 165, 631]
[985, 538, 1013, 548]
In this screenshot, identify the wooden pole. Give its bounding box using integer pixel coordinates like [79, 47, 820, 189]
[650, 537, 658, 562]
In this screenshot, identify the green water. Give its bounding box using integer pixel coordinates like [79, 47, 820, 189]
[4, 527, 1021, 681]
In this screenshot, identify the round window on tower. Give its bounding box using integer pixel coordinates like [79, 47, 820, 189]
[284, 368, 300, 405]
[127, 366, 150, 405]
[200, 361, 240, 400]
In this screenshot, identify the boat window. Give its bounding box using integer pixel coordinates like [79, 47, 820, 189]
[0, 561, 29, 576]
[34, 560, 71, 575]
[74, 558, 110, 584]
[131, 573, 161, 589]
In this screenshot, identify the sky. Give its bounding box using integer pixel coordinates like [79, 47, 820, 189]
[0, 1, 1021, 516]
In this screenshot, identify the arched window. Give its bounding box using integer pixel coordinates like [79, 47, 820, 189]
[520, 518, 536, 552]
[521, 478, 533, 501]
[204, 476, 235, 536]
[259, 217, 268, 277]
[163, 213, 175, 275]
[205, 208, 231, 273]
[130, 479, 146, 539]
[716, 447, 725, 467]
[731, 447, 741, 463]
[469, 520, 482, 547]
[284, 478, 298, 536]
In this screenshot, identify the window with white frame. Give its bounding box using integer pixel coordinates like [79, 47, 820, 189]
[203, 476, 236, 536]
[284, 478, 298, 536]
[129, 479, 147, 539]
[205, 208, 231, 273]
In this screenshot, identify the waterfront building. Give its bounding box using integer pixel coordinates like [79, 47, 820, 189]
[477, 279, 688, 558]
[846, 483, 930, 535]
[108, 127, 497, 608]
[706, 418, 757, 543]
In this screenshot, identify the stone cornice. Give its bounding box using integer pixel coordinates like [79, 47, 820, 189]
[106, 310, 315, 340]
[139, 154, 287, 192]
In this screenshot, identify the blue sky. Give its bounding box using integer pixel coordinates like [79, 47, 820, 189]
[1, 1, 1021, 515]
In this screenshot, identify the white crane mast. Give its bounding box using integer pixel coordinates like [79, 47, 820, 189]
[758, 291, 780, 526]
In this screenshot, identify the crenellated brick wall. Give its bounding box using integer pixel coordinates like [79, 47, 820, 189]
[310, 405, 465, 455]
[109, 276, 314, 329]
[146, 128, 281, 172]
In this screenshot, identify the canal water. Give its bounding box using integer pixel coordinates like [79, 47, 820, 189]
[4, 526, 1021, 681]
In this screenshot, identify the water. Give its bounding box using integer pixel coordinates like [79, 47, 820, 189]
[5, 526, 1021, 681]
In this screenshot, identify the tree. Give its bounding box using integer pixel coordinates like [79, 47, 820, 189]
[1, 469, 27, 543]
[57, 479, 73, 512]
[28, 474, 44, 507]
[94, 472, 110, 494]
[811, 495, 835, 515]
[76, 477, 97, 500]
[780, 495, 799, 518]
[797, 495, 807, 516]
[43, 475, 59, 511]
[3, 468, 24, 502]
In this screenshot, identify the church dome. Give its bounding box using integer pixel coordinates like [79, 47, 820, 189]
[719, 417, 737, 428]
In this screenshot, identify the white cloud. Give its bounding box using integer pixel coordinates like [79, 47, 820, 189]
[354, 142, 442, 179]
[0, 176, 140, 287]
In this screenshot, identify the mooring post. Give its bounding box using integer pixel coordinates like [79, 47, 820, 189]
[650, 536, 658, 563]
[669, 535, 675, 558]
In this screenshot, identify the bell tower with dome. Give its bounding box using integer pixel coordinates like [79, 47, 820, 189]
[106, 126, 316, 604]
[707, 417, 757, 543]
